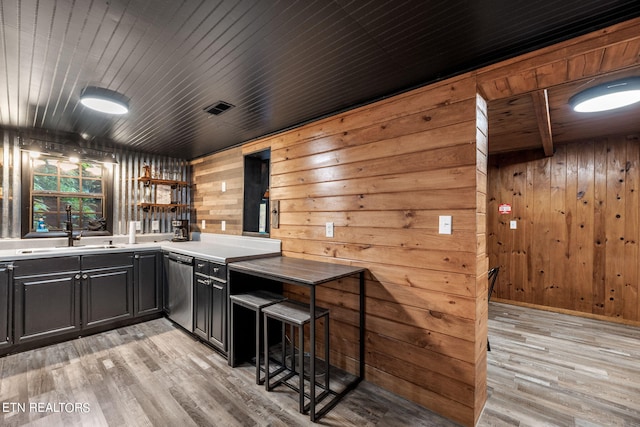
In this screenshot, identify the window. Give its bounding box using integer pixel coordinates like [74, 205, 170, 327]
[243, 149, 270, 236]
[22, 154, 113, 237]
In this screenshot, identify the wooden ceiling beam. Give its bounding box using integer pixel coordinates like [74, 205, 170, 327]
[531, 89, 554, 156]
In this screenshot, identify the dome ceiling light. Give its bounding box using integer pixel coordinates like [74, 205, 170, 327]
[569, 77, 640, 113]
[80, 86, 129, 115]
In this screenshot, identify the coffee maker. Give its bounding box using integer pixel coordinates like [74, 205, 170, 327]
[171, 220, 189, 242]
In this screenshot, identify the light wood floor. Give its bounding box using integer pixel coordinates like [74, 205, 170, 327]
[480, 302, 640, 427]
[0, 318, 455, 427]
[1, 303, 638, 426]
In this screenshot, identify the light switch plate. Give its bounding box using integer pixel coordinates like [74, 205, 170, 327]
[151, 220, 160, 231]
[510, 220, 517, 229]
[325, 222, 334, 238]
[221, 181, 226, 192]
[134, 221, 141, 231]
[439, 215, 452, 234]
[221, 220, 226, 231]
[201, 219, 206, 230]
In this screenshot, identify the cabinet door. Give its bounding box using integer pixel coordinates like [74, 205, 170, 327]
[209, 280, 226, 350]
[83, 266, 133, 329]
[193, 275, 210, 340]
[14, 272, 81, 344]
[134, 252, 162, 316]
[0, 266, 12, 350]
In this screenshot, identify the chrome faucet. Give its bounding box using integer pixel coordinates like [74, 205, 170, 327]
[65, 205, 82, 247]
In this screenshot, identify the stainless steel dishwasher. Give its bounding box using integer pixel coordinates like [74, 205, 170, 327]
[164, 253, 194, 331]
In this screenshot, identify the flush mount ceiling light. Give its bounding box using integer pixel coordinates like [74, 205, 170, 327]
[80, 86, 129, 115]
[569, 77, 640, 113]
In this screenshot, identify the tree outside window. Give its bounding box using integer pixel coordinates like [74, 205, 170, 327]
[31, 156, 105, 231]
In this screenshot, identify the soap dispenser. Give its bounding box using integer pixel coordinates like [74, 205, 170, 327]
[36, 217, 48, 232]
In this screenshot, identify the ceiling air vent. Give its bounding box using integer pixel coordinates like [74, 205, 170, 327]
[204, 101, 235, 116]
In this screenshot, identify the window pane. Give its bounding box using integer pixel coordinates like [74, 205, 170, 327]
[33, 196, 57, 213]
[33, 214, 61, 231]
[60, 177, 80, 192]
[61, 197, 80, 211]
[33, 175, 58, 191]
[30, 154, 106, 233]
[59, 162, 79, 176]
[82, 163, 103, 178]
[82, 179, 102, 194]
[82, 198, 103, 213]
[32, 158, 58, 174]
[82, 213, 100, 229]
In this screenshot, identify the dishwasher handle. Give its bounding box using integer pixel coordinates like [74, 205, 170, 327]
[167, 252, 193, 265]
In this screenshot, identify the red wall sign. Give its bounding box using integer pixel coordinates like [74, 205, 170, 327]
[498, 203, 512, 214]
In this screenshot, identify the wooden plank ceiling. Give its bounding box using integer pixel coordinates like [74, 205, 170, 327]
[488, 66, 640, 155]
[0, 0, 639, 160]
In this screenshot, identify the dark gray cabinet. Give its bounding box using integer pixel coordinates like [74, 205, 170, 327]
[194, 271, 209, 340]
[0, 264, 13, 349]
[13, 253, 136, 346]
[13, 256, 82, 345]
[194, 259, 227, 352]
[81, 252, 134, 330]
[4, 250, 164, 355]
[210, 279, 226, 348]
[134, 251, 162, 316]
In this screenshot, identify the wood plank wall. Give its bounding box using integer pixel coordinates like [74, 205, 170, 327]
[191, 147, 244, 235]
[191, 75, 486, 426]
[474, 94, 489, 419]
[487, 134, 640, 324]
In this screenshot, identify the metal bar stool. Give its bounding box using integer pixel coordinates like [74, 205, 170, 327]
[229, 290, 286, 384]
[262, 300, 330, 414]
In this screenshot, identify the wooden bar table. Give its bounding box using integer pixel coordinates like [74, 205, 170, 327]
[228, 256, 365, 422]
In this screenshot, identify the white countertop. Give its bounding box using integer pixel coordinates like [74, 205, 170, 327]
[0, 233, 281, 263]
[161, 236, 281, 263]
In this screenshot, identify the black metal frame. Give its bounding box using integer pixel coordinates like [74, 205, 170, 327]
[263, 306, 331, 414]
[228, 262, 365, 423]
[229, 292, 286, 385]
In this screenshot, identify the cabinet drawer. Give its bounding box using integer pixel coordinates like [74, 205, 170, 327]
[13, 256, 80, 277]
[195, 260, 209, 275]
[82, 252, 134, 270]
[194, 260, 227, 282]
[210, 263, 226, 282]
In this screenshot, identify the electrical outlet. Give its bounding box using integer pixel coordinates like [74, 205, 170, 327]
[221, 181, 226, 192]
[439, 215, 452, 234]
[325, 222, 334, 238]
[201, 219, 206, 230]
[221, 220, 226, 231]
[151, 220, 160, 231]
[510, 220, 517, 229]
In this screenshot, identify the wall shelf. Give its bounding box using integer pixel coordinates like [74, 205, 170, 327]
[136, 176, 190, 212]
[137, 177, 188, 188]
[138, 203, 188, 212]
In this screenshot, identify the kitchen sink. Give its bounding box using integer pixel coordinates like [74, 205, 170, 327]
[16, 244, 123, 254]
